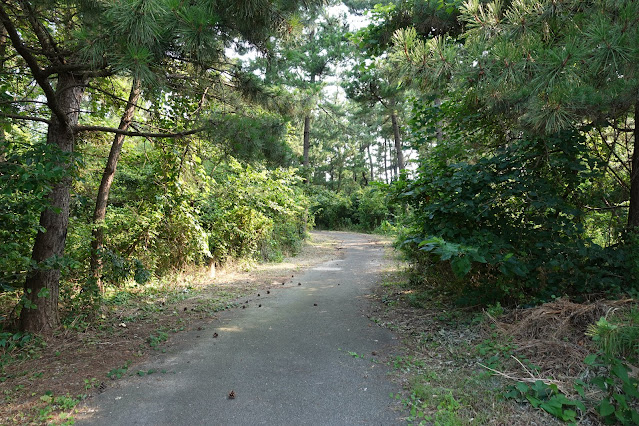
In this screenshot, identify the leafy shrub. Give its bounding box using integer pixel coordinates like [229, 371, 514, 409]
[355, 184, 392, 231]
[309, 186, 354, 230]
[310, 184, 396, 232]
[0, 137, 73, 293]
[201, 161, 308, 264]
[399, 128, 634, 304]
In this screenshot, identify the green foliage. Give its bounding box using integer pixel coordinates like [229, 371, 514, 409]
[586, 312, 639, 363]
[38, 392, 81, 424]
[0, 332, 43, 368]
[0, 137, 73, 293]
[310, 184, 396, 232]
[310, 186, 354, 230]
[504, 380, 585, 423]
[584, 353, 639, 425]
[202, 161, 308, 263]
[147, 330, 169, 349]
[107, 361, 131, 380]
[399, 114, 634, 303]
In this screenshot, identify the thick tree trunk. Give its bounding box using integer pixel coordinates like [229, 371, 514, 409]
[629, 102, 639, 229]
[391, 112, 405, 171]
[90, 79, 141, 286]
[20, 73, 86, 334]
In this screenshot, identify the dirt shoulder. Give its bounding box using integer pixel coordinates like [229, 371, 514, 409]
[0, 231, 343, 425]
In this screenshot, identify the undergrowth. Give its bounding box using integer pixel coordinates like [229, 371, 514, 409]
[377, 265, 639, 425]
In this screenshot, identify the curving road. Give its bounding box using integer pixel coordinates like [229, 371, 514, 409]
[77, 232, 402, 425]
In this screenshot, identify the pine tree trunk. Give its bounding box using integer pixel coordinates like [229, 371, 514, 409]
[90, 79, 141, 287]
[367, 143, 374, 182]
[20, 72, 86, 334]
[0, 23, 7, 158]
[391, 112, 404, 171]
[383, 139, 389, 184]
[629, 102, 639, 229]
[303, 115, 310, 168]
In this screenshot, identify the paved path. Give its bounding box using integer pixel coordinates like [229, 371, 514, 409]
[78, 232, 402, 425]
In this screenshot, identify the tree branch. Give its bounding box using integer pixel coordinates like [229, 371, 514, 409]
[22, 0, 61, 64]
[0, 4, 68, 126]
[0, 112, 51, 124]
[73, 124, 208, 138]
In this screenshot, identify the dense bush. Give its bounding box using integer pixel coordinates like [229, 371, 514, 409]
[399, 127, 635, 305]
[201, 161, 308, 263]
[310, 184, 395, 232]
[0, 137, 73, 292]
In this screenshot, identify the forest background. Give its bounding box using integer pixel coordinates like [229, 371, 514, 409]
[1, 0, 639, 423]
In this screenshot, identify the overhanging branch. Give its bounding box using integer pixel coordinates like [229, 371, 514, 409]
[0, 4, 68, 126]
[73, 124, 207, 138]
[0, 112, 51, 124]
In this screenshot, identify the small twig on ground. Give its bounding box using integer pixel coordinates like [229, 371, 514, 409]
[478, 362, 569, 394]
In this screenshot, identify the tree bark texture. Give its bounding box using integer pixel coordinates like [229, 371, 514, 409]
[629, 102, 639, 229]
[90, 79, 142, 286]
[20, 72, 86, 333]
[391, 112, 405, 171]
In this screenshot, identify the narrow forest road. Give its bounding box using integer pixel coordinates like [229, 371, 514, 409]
[77, 232, 403, 425]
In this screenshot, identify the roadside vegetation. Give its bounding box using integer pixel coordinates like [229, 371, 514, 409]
[0, 233, 341, 424]
[1, 0, 638, 424]
[374, 264, 639, 425]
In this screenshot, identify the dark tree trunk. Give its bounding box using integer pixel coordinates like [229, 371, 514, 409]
[0, 23, 7, 154]
[20, 72, 86, 334]
[391, 112, 404, 171]
[90, 79, 141, 287]
[629, 102, 639, 229]
[303, 115, 310, 168]
[367, 143, 374, 182]
[383, 138, 389, 184]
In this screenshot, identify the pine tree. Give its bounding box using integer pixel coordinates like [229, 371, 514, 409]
[0, 0, 317, 334]
[391, 0, 639, 228]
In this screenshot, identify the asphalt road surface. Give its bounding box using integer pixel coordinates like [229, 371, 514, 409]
[78, 232, 402, 425]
